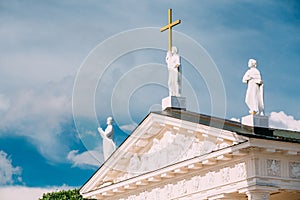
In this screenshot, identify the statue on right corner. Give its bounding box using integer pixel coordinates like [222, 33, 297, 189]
[242, 58, 264, 115]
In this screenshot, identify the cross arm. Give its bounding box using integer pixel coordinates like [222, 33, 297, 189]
[160, 19, 181, 32]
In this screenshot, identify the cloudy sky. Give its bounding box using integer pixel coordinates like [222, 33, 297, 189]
[0, 1, 300, 199]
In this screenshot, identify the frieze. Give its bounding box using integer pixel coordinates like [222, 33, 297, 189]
[221, 167, 230, 183]
[121, 162, 247, 200]
[267, 159, 280, 177]
[289, 162, 300, 178]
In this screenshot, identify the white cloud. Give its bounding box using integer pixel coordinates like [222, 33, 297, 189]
[0, 151, 22, 185]
[230, 111, 300, 132]
[0, 0, 299, 169]
[0, 77, 74, 163]
[0, 185, 74, 200]
[120, 123, 138, 132]
[269, 111, 300, 131]
[0, 94, 10, 115]
[67, 149, 102, 169]
[230, 118, 240, 123]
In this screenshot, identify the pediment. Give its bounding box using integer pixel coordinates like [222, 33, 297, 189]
[80, 111, 248, 194]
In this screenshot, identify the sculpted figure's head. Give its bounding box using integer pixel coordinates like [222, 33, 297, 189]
[107, 117, 113, 125]
[248, 59, 257, 68]
[171, 46, 178, 54]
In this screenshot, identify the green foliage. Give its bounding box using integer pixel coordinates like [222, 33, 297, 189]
[39, 188, 86, 200]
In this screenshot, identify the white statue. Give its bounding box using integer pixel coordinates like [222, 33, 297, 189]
[242, 59, 264, 115]
[98, 117, 116, 160]
[166, 46, 181, 96]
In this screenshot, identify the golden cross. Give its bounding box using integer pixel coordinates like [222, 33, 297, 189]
[160, 9, 181, 51]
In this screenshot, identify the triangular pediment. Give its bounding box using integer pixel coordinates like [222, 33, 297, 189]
[80, 110, 249, 196]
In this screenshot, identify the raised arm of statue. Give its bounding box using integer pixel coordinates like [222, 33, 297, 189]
[98, 117, 114, 139]
[98, 127, 105, 137]
[166, 50, 172, 63]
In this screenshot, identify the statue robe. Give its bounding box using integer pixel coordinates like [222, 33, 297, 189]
[242, 67, 264, 115]
[99, 125, 116, 160]
[166, 51, 181, 96]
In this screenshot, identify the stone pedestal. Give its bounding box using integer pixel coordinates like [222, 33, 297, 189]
[162, 96, 186, 111]
[241, 114, 269, 128]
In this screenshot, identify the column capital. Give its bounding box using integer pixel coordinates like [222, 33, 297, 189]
[239, 185, 279, 200]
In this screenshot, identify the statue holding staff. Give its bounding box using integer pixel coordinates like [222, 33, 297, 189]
[160, 8, 182, 97]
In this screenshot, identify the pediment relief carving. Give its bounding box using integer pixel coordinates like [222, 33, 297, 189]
[115, 129, 236, 182]
[94, 116, 247, 189]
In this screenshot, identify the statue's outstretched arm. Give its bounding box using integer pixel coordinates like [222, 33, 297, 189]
[98, 127, 105, 138]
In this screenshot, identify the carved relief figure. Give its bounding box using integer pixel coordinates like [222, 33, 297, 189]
[267, 159, 280, 176]
[290, 162, 300, 178]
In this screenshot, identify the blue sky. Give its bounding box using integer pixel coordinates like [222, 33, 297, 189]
[0, 1, 300, 199]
